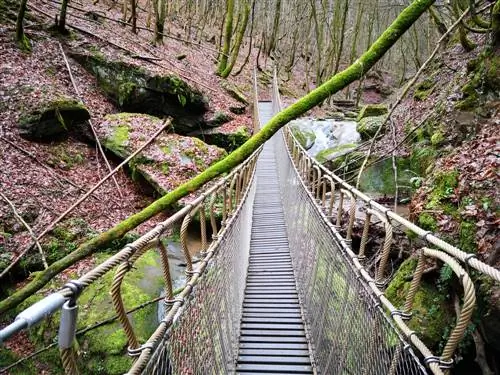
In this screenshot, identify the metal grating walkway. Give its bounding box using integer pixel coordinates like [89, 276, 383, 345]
[236, 102, 313, 374]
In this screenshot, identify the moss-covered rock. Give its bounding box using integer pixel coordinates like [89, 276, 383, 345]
[315, 143, 356, 164]
[358, 157, 413, 195]
[99, 113, 226, 196]
[356, 115, 386, 140]
[386, 258, 454, 350]
[206, 111, 233, 128]
[290, 124, 316, 150]
[455, 50, 500, 112]
[356, 104, 388, 121]
[71, 52, 208, 134]
[414, 77, 436, 101]
[18, 97, 90, 141]
[220, 81, 249, 105]
[192, 125, 250, 153]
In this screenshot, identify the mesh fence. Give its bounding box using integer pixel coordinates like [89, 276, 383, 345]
[142, 180, 256, 375]
[274, 133, 428, 375]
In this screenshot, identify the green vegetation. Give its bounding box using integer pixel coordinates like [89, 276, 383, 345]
[356, 104, 388, 121]
[414, 76, 436, 101]
[386, 258, 453, 350]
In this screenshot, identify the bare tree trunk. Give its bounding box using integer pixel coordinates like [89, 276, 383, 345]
[16, 0, 31, 51]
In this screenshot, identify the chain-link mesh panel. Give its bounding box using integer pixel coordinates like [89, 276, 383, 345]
[142, 181, 256, 375]
[274, 133, 428, 375]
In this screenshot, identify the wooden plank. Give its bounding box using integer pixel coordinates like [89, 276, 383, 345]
[236, 363, 313, 373]
[239, 348, 310, 357]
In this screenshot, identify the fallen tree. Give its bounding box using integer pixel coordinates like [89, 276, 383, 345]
[0, 0, 436, 314]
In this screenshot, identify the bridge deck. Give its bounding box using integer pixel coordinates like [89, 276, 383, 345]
[236, 103, 313, 374]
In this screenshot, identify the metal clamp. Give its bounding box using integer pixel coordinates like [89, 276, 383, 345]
[390, 310, 412, 320]
[127, 342, 155, 357]
[164, 296, 185, 307]
[424, 355, 454, 369]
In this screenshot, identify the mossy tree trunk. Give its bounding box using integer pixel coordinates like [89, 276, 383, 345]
[16, 0, 31, 51]
[0, 0, 437, 315]
[153, 0, 167, 43]
[131, 0, 137, 33]
[216, 0, 235, 75]
[221, 0, 250, 78]
[266, 0, 281, 56]
[57, 0, 69, 33]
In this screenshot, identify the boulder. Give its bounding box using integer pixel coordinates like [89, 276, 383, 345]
[315, 143, 357, 164]
[290, 124, 316, 150]
[206, 111, 233, 128]
[356, 115, 386, 140]
[99, 113, 226, 195]
[18, 97, 90, 141]
[356, 104, 388, 121]
[71, 52, 208, 134]
[221, 81, 249, 105]
[191, 125, 250, 152]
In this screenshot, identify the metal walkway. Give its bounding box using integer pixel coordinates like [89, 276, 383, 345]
[236, 102, 313, 374]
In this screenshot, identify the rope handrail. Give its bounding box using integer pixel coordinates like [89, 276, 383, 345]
[0, 81, 263, 374]
[271, 67, 496, 375]
[271, 68, 499, 283]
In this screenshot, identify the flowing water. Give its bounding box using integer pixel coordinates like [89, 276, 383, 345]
[289, 117, 360, 157]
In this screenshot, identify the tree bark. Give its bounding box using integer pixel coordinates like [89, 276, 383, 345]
[0, 0, 437, 315]
[221, 0, 250, 77]
[492, 0, 500, 48]
[58, 0, 69, 33]
[216, 0, 235, 75]
[16, 0, 31, 51]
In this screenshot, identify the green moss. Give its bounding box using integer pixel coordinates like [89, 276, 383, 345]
[386, 258, 453, 349]
[117, 82, 137, 107]
[356, 104, 388, 121]
[201, 126, 250, 152]
[459, 220, 477, 253]
[316, 143, 357, 164]
[455, 50, 500, 111]
[76, 251, 164, 373]
[414, 77, 436, 101]
[426, 170, 459, 209]
[418, 212, 437, 231]
[356, 115, 386, 140]
[0, 347, 37, 374]
[430, 131, 444, 146]
[385, 258, 417, 306]
[47, 145, 85, 169]
[103, 125, 130, 158]
[290, 125, 316, 150]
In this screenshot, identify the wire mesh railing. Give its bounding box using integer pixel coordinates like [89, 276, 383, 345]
[0, 72, 264, 375]
[270, 68, 499, 375]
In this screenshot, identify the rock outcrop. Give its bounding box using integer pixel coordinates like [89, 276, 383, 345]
[18, 97, 90, 141]
[98, 113, 226, 195]
[71, 52, 209, 134]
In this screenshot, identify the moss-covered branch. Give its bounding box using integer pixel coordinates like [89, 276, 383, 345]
[0, 0, 436, 315]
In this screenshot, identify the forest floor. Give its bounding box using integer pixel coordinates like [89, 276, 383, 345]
[0, 0, 260, 284]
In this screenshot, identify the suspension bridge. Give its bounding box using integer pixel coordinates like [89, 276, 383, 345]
[1, 70, 499, 375]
